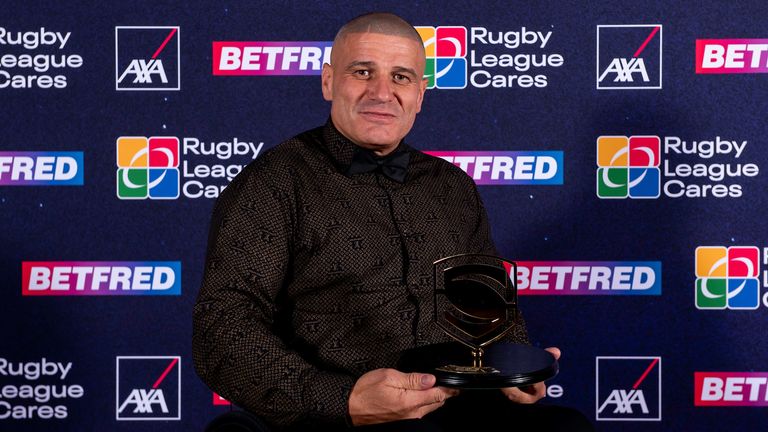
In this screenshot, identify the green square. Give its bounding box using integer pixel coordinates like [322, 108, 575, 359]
[117, 168, 148, 198]
[424, 58, 436, 89]
[696, 278, 727, 309]
[597, 168, 628, 198]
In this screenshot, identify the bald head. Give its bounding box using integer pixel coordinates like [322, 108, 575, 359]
[331, 12, 425, 64]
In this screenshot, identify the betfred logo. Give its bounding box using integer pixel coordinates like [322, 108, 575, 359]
[117, 136, 179, 199]
[515, 261, 661, 295]
[116, 26, 180, 91]
[597, 135, 660, 199]
[0, 152, 83, 185]
[695, 246, 760, 309]
[425, 151, 562, 185]
[696, 39, 768, 74]
[416, 26, 467, 89]
[22, 261, 181, 296]
[596, 356, 662, 421]
[695, 372, 768, 406]
[597, 25, 662, 89]
[213, 392, 230, 406]
[116, 356, 180, 421]
[213, 42, 332, 75]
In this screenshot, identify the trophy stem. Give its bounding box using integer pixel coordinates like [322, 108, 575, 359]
[472, 347, 484, 368]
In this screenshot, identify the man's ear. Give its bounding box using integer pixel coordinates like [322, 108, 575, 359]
[321, 63, 333, 101]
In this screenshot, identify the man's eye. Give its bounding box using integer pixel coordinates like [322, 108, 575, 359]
[354, 70, 370, 77]
[394, 74, 411, 83]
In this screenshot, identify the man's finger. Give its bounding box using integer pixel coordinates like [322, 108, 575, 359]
[545, 346, 561, 361]
[404, 372, 436, 390]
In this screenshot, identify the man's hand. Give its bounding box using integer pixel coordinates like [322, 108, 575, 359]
[348, 368, 459, 426]
[500, 347, 560, 404]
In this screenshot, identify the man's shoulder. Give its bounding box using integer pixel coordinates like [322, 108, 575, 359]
[215, 126, 326, 202]
[263, 126, 324, 160]
[238, 125, 325, 174]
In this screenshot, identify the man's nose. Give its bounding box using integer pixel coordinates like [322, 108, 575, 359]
[366, 75, 394, 101]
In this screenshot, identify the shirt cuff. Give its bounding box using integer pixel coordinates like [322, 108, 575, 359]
[304, 369, 356, 425]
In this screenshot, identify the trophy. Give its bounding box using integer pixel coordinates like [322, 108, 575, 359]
[397, 254, 558, 388]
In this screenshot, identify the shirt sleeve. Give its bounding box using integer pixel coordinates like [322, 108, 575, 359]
[192, 157, 355, 428]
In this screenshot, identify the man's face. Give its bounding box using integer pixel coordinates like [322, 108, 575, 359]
[322, 32, 427, 155]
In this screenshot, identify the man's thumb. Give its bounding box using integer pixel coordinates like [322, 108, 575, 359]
[405, 373, 435, 390]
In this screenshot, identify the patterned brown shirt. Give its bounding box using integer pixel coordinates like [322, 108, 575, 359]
[192, 121, 529, 428]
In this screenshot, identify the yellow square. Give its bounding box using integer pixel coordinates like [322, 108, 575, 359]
[117, 137, 148, 168]
[597, 136, 629, 167]
[696, 246, 727, 277]
[416, 27, 436, 57]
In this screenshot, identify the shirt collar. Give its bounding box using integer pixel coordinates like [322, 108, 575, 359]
[320, 118, 411, 178]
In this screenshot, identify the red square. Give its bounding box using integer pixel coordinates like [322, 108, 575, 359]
[629, 136, 660, 167]
[436, 27, 466, 57]
[728, 246, 759, 277]
[148, 136, 179, 168]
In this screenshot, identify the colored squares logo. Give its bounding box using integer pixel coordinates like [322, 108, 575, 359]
[695, 246, 760, 310]
[596, 135, 660, 199]
[416, 26, 467, 89]
[117, 136, 179, 199]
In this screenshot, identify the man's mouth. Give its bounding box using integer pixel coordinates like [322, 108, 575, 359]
[358, 111, 397, 122]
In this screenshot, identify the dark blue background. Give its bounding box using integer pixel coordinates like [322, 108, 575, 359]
[3, 0, 768, 430]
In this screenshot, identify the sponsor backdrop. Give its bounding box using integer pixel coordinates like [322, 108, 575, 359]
[3, 0, 768, 430]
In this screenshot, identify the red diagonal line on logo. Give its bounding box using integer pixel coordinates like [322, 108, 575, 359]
[152, 358, 178, 389]
[151, 28, 177, 59]
[632, 358, 659, 389]
[633, 26, 660, 58]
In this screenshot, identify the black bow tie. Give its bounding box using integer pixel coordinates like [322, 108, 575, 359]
[346, 147, 410, 183]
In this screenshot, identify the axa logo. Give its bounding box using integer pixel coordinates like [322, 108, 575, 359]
[415, 26, 467, 89]
[596, 356, 661, 421]
[695, 246, 760, 309]
[116, 26, 180, 91]
[596, 135, 660, 199]
[597, 25, 662, 89]
[116, 356, 181, 421]
[117, 136, 179, 199]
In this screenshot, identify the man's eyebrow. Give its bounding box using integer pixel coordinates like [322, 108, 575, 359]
[345, 60, 376, 71]
[392, 66, 418, 77]
[344, 61, 418, 78]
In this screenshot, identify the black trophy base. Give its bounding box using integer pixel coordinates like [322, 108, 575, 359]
[397, 342, 558, 389]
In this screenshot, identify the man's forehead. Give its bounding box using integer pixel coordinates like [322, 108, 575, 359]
[332, 32, 425, 65]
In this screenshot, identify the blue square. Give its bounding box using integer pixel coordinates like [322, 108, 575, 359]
[728, 279, 759, 309]
[148, 168, 179, 199]
[435, 58, 466, 89]
[628, 168, 660, 198]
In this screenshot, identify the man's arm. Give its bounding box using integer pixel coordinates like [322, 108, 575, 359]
[192, 160, 355, 427]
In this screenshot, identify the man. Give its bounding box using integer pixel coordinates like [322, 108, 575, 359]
[193, 12, 593, 431]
